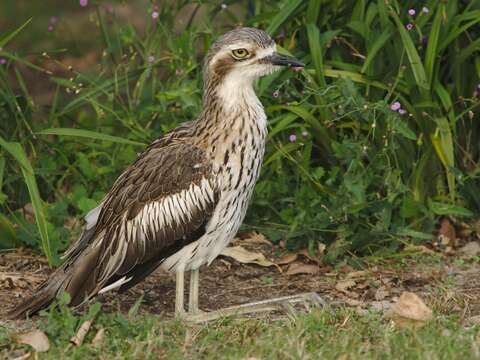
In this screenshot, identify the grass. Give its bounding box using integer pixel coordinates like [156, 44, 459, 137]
[2, 252, 480, 359]
[2, 307, 479, 359]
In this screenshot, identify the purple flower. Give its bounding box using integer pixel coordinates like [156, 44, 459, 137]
[79, 0, 88, 7]
[147, 55, 155, 63]
[406, 23, 414, 31]
[398, 109, 407, 115]
[421, 36, 428, 46]
[0, 58, 6, 65]
[422, 7, 429, 14]
[302, 130, 308, 138]
[408, 9, 416, 16]
[289, 134, 297, 142]
[47, 25, 54, 32]
[151, 11, 159, 19]
[390, 101, 401, 111]
[272, 90, 279, 98]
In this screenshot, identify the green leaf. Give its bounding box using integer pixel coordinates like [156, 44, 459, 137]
[390, 11, 429, 90]
[266, 0, 303, 35]
[393, 118, 417, 140]
[431, 117, 455, 200]
[361, 28, 393, 74]
[397, 229, 433, 240]
[306, 23, 326, 87]
[306, 0, 321, 24]
[0, 18, 32, 48]
[38, 128, 146, 146]
[0, 137, 53, 265]
[424, 4, 443, 84]
[429, 201, 473, 217]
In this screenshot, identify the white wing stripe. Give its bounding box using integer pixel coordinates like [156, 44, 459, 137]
[127, 178, 213, 246]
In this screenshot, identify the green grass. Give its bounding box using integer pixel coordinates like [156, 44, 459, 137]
[0, 1, 479, 261]
[2, 308, 479, 359]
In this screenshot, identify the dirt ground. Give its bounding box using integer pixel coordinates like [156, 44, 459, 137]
[2, 233, 480, 322]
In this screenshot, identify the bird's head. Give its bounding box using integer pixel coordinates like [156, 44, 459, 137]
[204, 27, 304, 89]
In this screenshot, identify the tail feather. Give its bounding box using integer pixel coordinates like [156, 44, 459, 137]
[6, 270, 68, 319]
[7, 227, 99, 319]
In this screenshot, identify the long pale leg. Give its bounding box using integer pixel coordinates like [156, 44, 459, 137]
[175, 270, 185, 317]
[188, 268, 200, 314]
[186, 292, 325, 323]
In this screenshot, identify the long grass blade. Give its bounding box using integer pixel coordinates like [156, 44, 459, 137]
[0, 18, 32, 47]
[306, 23, 326, 87]
[0, 136, 53, 265]
[38, 128, 147, 146]
[424, 4, 443, 85]
[266, 0, 303, 35]
[390, 11, 429, 90]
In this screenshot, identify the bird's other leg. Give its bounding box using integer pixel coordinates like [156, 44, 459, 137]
[188, 268, 200, 314]
[175, 269, 186, 317]
[186, 292, 326, 323]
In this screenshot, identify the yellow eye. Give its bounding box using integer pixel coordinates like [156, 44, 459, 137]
[232, 48, 250, 59]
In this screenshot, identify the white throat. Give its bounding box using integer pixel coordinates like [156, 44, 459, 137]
[216, 72, 258, 110]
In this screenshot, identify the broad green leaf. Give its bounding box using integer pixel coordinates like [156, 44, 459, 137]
[38, 128, 146, 146]
[397, 229, 433, 240]
[429, 201, 473, 217]
[431, 117, 455, 200]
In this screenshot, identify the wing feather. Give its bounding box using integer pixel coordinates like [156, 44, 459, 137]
[61, 139, 218, 303]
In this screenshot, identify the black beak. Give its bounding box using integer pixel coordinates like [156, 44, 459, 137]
[266, 52, 305, 70]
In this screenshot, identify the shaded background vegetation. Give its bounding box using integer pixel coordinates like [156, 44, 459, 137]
[0, 0, 479, 266]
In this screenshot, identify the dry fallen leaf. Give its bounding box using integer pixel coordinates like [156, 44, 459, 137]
[374, 286, 390, 301]
[404, 244, 435, 254]
[346, 270, 368, 278]
[286, 262, 319, 275]
[385, 292, 433, 328]
[318, 243, 326, 256]
[335, 280, 356, 293]
[221, 246, 277, 268]
[14, 330, 50, 352]
[70, 320, 93, 346]
[459, 242, 480, 258]
[275, 252, 298, 265]
[235, 232, 272, 245]
[297, 249, 321, 264]
[91, 328, 105, 348]
[465, 315, 480, 326]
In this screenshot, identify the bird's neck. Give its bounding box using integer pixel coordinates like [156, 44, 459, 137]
[196, 75, 266, 134]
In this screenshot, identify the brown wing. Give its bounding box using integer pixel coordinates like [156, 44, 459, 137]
[62, 139, 218, 304]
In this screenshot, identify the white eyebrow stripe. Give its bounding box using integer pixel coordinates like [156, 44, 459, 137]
[256, 46, 276, 59]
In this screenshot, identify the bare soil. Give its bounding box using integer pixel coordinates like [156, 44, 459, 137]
[2, 238, 480, 322]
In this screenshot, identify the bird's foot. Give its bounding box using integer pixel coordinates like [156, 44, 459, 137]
[183, 292, 326, 323]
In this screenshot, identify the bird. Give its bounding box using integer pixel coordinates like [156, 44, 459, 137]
[8, 27, 312, 320]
